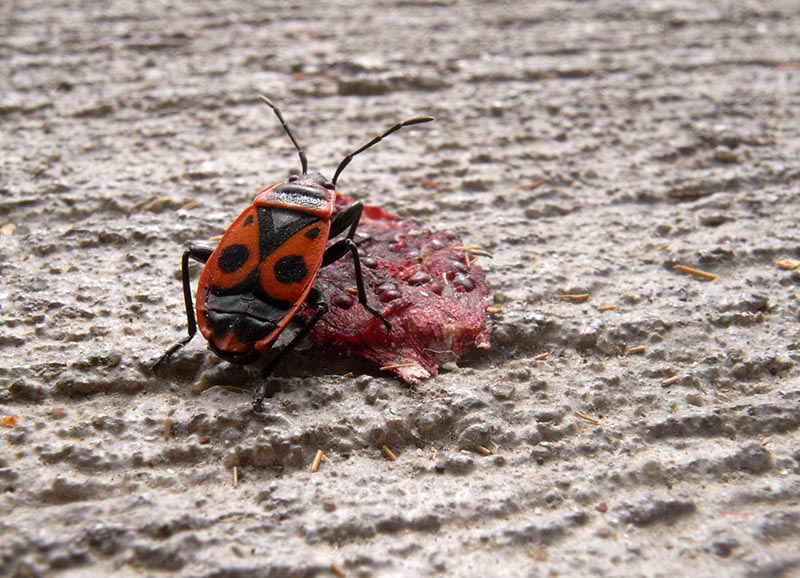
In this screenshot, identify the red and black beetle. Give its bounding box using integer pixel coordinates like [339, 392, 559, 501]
[154, 96, 433, 409]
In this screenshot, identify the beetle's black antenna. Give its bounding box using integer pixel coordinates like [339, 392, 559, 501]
[258, 95, 308, 175]
[331, 115, 434, 187]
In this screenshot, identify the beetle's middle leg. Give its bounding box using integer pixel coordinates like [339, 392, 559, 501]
[152, 243, 214, 372]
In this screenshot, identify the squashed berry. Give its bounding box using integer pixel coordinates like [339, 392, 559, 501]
[453, 273, 475, 292]
[361, 256, 378, 269]
[300, 195, 491, 384]
[331, 293, 355, 309]
[408, 270, 431, 286]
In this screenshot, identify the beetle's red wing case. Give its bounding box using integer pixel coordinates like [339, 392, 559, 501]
[195, 195, 333, 359]
[195, 204, 266, 357]
[201, 205, 262, 291]
[257, 219, 328, 304]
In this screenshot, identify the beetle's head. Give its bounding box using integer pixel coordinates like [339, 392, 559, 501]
[288, 172, 334, 190]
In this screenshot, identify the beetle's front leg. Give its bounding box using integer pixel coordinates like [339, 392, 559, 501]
[323, 201, 391, 330]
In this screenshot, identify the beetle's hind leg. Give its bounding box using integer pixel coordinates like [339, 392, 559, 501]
[252, 290, 329, 411]
[152, 243, 214, 373]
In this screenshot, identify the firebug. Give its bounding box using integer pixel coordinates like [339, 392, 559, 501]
[154, 96, 433, 409]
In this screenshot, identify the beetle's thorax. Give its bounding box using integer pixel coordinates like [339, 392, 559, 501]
[290, 172, 332, 188]
[253, 173, 336, 218]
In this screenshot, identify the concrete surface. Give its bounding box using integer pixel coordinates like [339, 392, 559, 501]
[1, 1, 799, 577]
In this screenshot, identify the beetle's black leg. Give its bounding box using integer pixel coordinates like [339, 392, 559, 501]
[327, 200, 363, 239]
[323, 201, 391, 330]
[324, 238, 391, 330]
[252, 292, 329, 411]
[152, 243, 214, 373]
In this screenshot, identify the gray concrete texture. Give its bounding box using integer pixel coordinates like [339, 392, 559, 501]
[1, 1, 799, 576]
